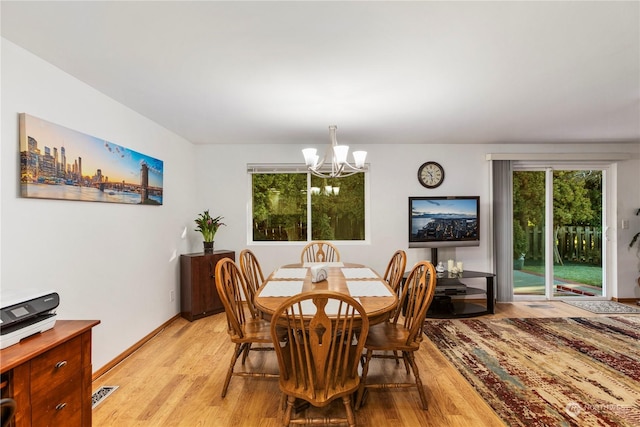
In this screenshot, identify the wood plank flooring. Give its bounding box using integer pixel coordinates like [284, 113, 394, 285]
[92, 301, 633, 426]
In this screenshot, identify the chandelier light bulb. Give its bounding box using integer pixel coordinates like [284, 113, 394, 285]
[352, 151, 367, 168]
[302, 148, 318, 167]
[333, 145, 349, 165]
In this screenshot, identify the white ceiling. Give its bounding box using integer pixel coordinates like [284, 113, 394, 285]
[2, 1, 639, 146]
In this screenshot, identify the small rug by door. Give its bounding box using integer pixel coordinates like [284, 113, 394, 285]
[423, 316, 640, 426]
[563, 300, 640, 314]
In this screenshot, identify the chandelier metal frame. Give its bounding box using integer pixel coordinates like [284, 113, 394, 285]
[302, 125, 367, 178]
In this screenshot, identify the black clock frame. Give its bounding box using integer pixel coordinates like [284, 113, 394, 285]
[417, 161, 445, 188]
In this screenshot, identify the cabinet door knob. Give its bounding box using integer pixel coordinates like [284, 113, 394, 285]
[55, 402, 67, 411]
[55, 361, 68, 369]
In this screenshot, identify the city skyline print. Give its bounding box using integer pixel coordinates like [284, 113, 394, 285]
[19, 113, 163, 205]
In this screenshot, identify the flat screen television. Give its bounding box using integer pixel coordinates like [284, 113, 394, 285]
[409, 196, 480, 248]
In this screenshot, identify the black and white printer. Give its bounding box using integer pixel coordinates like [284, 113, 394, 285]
[0, 289, 59, 349]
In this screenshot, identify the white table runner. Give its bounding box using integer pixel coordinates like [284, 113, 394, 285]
[271, 268, 308, 279]
[303, 262, 344, 267]
[259, 281, 304, 297]
[341, 268, 379, 279]
[346, 280, 394, 297]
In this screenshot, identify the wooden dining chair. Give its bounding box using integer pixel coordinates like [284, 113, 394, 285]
[239, 248, 265, 317]
[270, 291, 369, 427]
[0, 398, 16, 427]
[355, 260, 437, 410]
[383, 249, 407, 296]
[215, 258, 279, 398]
[300, 241, 341, 263]
[382, 249, 407, 363]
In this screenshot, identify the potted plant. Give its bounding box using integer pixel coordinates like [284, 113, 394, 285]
[195, 210, 225, 253]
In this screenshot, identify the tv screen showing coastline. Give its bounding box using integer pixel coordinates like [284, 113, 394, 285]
[410, 197, 479, 244]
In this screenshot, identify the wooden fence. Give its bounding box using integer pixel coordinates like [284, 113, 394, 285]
[525, 225, 602, 265]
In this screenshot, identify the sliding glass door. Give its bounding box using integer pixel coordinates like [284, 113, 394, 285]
[513, 167, 605, 299]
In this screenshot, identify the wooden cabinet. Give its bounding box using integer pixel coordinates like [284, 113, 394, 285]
[0, 320, 100, 427]
[180, 250, 235, 321]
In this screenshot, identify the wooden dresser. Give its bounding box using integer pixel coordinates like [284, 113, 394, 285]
[180, 250, 235, 321]
[0, 320, 100, 427]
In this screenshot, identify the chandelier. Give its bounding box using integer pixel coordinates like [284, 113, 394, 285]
[302, 125, 367, 178]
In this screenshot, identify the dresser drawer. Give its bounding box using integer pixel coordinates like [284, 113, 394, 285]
[31, 377, 82, 427]
[29, 335, 83, 426]
[30, 336, 82, 390]
[0, 320, 99, 427]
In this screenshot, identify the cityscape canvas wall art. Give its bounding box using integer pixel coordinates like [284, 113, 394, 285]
[19, 113, 164, 205]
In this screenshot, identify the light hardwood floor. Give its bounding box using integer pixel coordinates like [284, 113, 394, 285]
[92, 301, 633, 426]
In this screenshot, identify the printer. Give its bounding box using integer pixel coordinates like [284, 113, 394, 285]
[0, 289, 59, 349]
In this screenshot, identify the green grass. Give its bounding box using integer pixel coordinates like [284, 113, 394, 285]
[522, 261, 603, 287]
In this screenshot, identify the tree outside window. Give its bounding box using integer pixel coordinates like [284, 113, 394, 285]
[252, 172, 365, 242]
[513, 169, 601, 265]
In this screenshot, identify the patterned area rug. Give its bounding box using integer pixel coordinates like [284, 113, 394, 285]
[563, 300, 640, 314]
[423, 316, 640, 426]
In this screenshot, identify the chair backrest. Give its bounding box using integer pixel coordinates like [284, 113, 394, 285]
[300, 241, 341, 263]
[215, 258, 256, 339]
[239, 249, 264, 314]
[0, 398, 16, 427]
[383, 250, 407, 294]
[270, 291, 368, 405]
[391, 260, 437, 346]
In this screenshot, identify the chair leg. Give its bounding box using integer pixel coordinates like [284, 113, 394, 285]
[280, 392, 286, 410]
[221, 343, 243, 398]
[407, 352, 428, 410]
[242, 343, 251, 364]
[355, 349, 373, 409]
[402, 351, 411, 375]
[283, 395, 295, 426]
[342, 395, 356, 427]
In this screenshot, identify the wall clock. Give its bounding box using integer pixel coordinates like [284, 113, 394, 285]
[417, 161, 445, 188]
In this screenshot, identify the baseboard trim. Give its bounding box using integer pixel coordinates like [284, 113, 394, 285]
[92, 314, 181, 381]
[613, 297, 639, 304]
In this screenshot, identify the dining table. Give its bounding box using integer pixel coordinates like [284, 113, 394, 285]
[254, 262, 398, 326]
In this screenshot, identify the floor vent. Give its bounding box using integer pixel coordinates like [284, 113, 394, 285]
[527, 304, 555, 309]
[92, 386, 119, 409]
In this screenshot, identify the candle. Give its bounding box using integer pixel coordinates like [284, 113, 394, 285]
[447, 259, 454, 271]
[457, 261, 463, 272]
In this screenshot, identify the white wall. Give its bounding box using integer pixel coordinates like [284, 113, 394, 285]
[197, 142, 640, 300]
[1, 39, 198, 370]
[2, 37, 639, 375]
[194, 143, 491, 276]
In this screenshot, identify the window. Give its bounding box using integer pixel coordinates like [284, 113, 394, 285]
[490, 154, 622, 302]
[512, 167, 605, 299]
[249, 166, 366, 242]
[310, 174, 365, 240]
[252, 172, 307, 241]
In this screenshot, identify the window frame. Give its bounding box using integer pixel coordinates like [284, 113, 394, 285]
[491, 159, 614, 302]
[247, 163, 371, 245]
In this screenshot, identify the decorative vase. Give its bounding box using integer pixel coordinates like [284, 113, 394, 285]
[203, 241, 214, 254]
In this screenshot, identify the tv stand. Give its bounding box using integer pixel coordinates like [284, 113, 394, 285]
[402, 268, 495, 318]
[430, 248, 439, 266]
[428, 270, 496, 318]
[416, 248, 495, 318]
